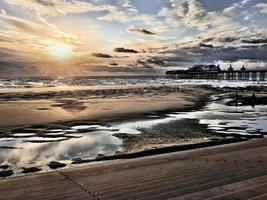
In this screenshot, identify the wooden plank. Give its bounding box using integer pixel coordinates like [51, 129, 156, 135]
[0, 139, 266, 200]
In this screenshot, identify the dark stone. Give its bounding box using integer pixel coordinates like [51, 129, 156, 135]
[96, 154, 106, 160]
[0, 170, 13, 177]
[22, 167, 41, 174]
[48, 161, 67, 169]
[0, 164, 10, 170]
[72, 158, 83, 164]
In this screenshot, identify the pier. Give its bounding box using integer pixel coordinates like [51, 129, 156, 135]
[166, 65, 267, 81]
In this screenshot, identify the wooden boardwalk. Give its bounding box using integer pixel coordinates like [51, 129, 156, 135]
[0, 139, 267, 200]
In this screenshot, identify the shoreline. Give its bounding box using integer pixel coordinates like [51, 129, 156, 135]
[0, 137, 247, 180]
[71, 137, 246, 164]
[0, 84, 266, 179]
[0, 84, 218, 178]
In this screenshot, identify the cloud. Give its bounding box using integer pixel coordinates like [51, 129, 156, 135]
[35, 0, 55, 7]
[199, 43, 214, 48]
[161, 44, 267, 65]
[4, 0, 161, 30]
[256, 3, 267, 14]
[128, 28, 156, 35]
[202, 37, 215, 42]
[0, 10, 75, 43]
[97, 6, 129, 23]
[202, 37, 238, 43]
[169, 0, 209, 30]
[109, 62, 118, 66]
[4, 0, 105, 17]
[86, 65, 159, 74]
[0, 12, 53, 37]
[1, 9, 7, 15]
[146, 59, 165, 65]
[92, 53, 113, 58]
[135, 59, 164, 69]
[242, 38, 267, 44]
[114, 47, 139, 53]
[218, 37, 238, 43]
[1, 0, 267, 76]
[0, 60, 39, 76]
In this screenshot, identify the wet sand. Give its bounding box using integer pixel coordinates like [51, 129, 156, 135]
[0, 139, 266, 200]
[0, 84, 266, 178]
[0, 84, 212, 128]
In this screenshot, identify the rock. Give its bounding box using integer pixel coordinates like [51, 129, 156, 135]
[48, 161, 66, 169]
[115, 151, 122, 155]
[71, 157, 95, 164]
[0, 164, 10, 170]
[0, 170, 13, 177]
[71, 157, 83, 164]
[96, 154, 105, 160]
[22, 167, 41, 174]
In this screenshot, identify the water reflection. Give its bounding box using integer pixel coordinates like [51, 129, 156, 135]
[0, 93, 266, 176]
[0, 130, 122, 168]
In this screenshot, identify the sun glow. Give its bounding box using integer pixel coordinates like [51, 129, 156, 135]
[49, 44, 72, 59]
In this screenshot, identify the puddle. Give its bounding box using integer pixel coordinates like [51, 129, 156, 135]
[0, 92, 266, 176]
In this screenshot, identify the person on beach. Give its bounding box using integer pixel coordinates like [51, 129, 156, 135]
[252, 93, 256, 107]
[235, 92, 239, 106]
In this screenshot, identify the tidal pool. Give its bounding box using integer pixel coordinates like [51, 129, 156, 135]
[0, 92, 266, 176]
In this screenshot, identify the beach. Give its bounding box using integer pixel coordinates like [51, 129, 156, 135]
[0, 77, 266, 199]
[1, 0, 267, 198]
[0, 77, 266, 178]
[0, 84, 210, 128]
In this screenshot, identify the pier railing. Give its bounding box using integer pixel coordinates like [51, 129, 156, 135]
[166, 69, 267, 81]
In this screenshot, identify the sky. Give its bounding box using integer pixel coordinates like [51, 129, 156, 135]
[0, 0, 267, 76]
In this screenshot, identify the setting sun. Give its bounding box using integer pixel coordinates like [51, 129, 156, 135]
[50, 44, 72, 59]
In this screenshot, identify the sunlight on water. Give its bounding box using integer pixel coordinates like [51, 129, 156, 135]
[0, 77, 266, 89]
[0, 93, 266, 173]
[0, 77, 266, 177]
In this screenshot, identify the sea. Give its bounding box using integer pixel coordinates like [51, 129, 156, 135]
[0, 76, 266, 88]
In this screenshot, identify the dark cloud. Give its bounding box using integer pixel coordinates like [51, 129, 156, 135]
[199, 43, 214, 48]
[35, 0, 55, 6]
[202, 37, 247, 44]
[0, 48, 46, 76]
[241, 38, 267, 44]
[151, 43, 267, 68]
[219, 37, 238, 43]
[91, 53, 113, 58]
[202, 37, 214, 42]
[128, 28, 156, 35]
[0, 61, 38, 77]
[109, 62, 118, 66]
[136, 60, 154, 69]
[146, 59, 165, 65]
[114, 47, 139, 53]
[87, 65, 158, 74]
[114, 55, 129, 58]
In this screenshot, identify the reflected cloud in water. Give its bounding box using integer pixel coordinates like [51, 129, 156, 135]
[0, 92, 266, 176]
[0, 131, 122, 167]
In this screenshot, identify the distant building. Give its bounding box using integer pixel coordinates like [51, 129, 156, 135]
[188, 64, 221, 72]
[228, 65, 234, 71]
[241, 65, 246, 71]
